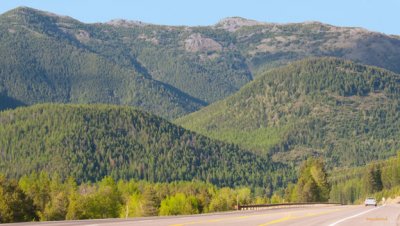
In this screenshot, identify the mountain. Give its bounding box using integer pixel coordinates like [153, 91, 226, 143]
[176, 58, 400, 167]
[0, 104, 292, 189]
[0, 7, 206, 119]
[1, 7, 400, 118]
[217, 18, 400, 75]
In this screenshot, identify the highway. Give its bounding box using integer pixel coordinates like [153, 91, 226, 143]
[4, 204, 400, 226]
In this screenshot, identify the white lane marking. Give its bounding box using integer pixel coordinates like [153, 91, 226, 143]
[328, 205, 385, 226]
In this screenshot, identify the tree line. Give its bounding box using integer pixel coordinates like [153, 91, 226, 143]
[0, 157, 333, 223]
[0, 172, 276, 223]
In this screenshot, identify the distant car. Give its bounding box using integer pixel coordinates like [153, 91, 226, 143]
[365, 198, 377, 206]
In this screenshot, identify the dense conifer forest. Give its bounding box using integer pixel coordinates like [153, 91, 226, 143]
[0, 104, 293, 188]
[2, 7, 400, 118]
[178, 58, 400, 167]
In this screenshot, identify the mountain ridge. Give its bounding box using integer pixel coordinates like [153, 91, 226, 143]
[1, 6, 400, 119]
[9, 7, 391, 35]
[176, 57, 400, 167]
[0, 7, 207, 119]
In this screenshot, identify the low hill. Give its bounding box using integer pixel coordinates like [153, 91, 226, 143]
[177, 58, 400, 167]
[0, 104, 292, 189]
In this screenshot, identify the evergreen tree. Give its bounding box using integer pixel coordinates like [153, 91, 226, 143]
[363, 164, 383, 194]
[141, 186, 159, 216]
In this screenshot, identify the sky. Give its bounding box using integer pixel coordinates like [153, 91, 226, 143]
[1, 0, 399, 35]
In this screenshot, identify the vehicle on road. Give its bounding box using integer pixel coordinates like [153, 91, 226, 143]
[364, 197, 377, 206]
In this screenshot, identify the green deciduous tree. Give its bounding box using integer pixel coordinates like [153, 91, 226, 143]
[41, 174, 69, 221]
[208, 187, 236, 212]
[18, 172, 51, 219]
[0, 176, 38, 223]
[120, 193, 144, 218]
[81, 176, 122, 219]
[293, 158, 330, 202]
[159, 193, 199, 216]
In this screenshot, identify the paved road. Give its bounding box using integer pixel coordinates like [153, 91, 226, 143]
[5, 204, 400, 226]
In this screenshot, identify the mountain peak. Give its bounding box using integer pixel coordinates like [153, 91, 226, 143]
[215, 17, 266, 31]
[7, 6, 46, 15]
[4, 6, 39, 16]
[8, 6, 36, 12]
[3, 6, 74, 21]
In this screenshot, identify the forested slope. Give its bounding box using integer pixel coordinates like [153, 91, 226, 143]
[0, 104, 292, 189]
[329, 153, 400, 204]
[177, 58, 400, 167]
[0, 7, 206, 119]
[2, 7, 400, 118]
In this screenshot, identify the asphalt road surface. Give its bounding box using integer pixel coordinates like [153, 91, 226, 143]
[5, 204, 400, 226]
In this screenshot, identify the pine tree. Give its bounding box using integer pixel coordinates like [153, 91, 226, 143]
[363, 164, 383, 194]
[141, 186, 159, 216]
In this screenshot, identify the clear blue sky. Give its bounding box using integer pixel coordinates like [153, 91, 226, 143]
[1, 0, 399, 35]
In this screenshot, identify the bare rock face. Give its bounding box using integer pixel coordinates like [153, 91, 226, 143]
[75, 29, 91, 42]
[215, 17, 266, 32]
[184, 33, 222, 52]
[137, 34, 159, 45]
[106, 19, 150, 28]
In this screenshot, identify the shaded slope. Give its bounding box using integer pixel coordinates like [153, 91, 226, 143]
[0, 7, 205, 119]
[0, 104, 291, 189]
[177, 58, 400, 167]
[0, 7, 253, 106]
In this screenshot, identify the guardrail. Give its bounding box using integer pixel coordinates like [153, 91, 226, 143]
[237, 202, 343, 210]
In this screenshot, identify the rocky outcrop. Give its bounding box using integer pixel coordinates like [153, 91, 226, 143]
[106, 19, 150, 28]
[215, 17, 266, 32]
[184, 33, 222, 52]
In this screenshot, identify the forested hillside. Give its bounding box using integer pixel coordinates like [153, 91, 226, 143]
[1, 7, 400, 118]
[2, 5, 400, 224]
[329, 153, 400, 204]
[0, 7, 205, 119]
[0, 104, 293, 190]
[177, 58, 400, 167]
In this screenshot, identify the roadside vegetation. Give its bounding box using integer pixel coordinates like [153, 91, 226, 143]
[329, 152, 400, 204]
[0, 172, 266, 223]
[0, 157, 328, 223]
[3, 155, 400, 223]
